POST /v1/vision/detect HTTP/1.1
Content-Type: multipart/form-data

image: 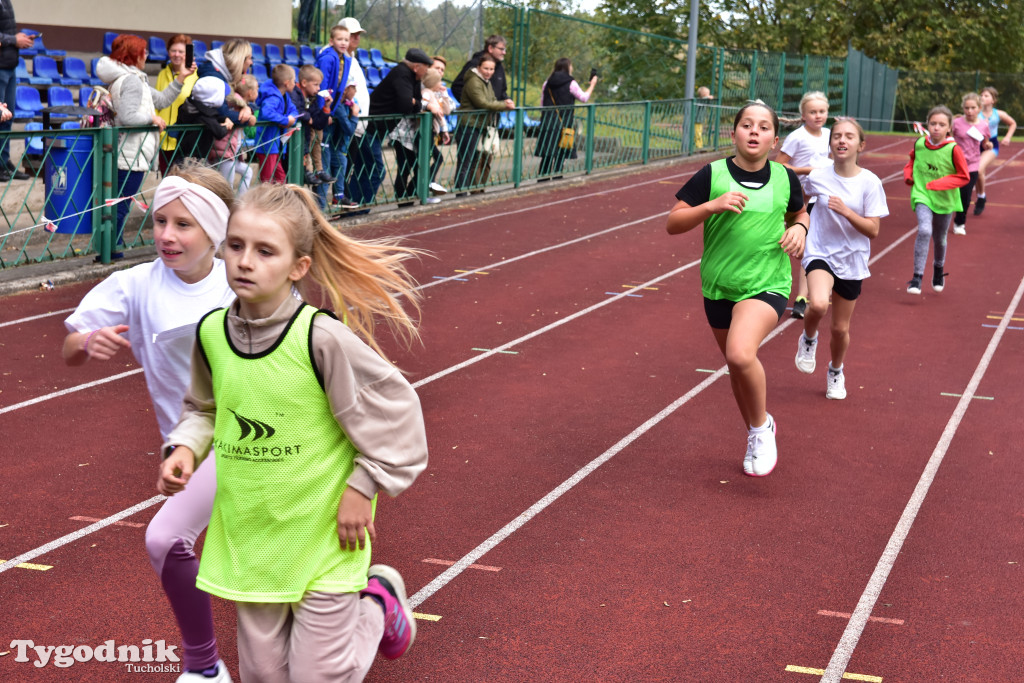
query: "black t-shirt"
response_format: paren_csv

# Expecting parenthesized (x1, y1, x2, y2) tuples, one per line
(676, 157, 804, 213)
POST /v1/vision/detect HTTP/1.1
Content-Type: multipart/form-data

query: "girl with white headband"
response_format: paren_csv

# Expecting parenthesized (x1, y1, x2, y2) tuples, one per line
(63, 160, 236, 683)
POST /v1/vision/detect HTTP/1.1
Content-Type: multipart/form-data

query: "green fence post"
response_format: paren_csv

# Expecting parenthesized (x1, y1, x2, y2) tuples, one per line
(642, 100, 652, 165)
(96, 126, 115, 263)
(90, 128, 103, 242)
(802, 55, 809, 97)
(777, 52, 786, 111)
(512, 108, 524, 187)
(287, 128, 303, 185)
(418, 111, 433, 201)
(585, 104, 595, 174)
(749, 50, 758, 102)
(841, 55, 849, 115)
(682, 98, 693, 157)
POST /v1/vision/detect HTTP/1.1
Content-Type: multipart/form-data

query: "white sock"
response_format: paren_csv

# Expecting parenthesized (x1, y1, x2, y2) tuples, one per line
(978, 193, 986, 199)
(750, 415, 772, 432)
(829, 363, 843, 374)
(803, 331, 818, 342)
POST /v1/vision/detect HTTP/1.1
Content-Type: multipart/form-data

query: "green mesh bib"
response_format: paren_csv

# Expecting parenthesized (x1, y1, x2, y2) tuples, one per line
(196, 304, 375, 602)
(700, 158, 793, 301)
(910, 137, 963, 214)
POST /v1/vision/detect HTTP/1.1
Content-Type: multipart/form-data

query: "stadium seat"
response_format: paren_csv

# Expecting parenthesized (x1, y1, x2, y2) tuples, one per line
(14, 86, 43, 119)
(251, 62, 269, 83)
(283, 44, 300, 67)
(31, 33, 65, 58)
(17, 57, 51, 86)
(148, 36, 168, 63)
(60, 121, 82, 129)
(79, 86, 94, 107)
(192, 39, 207, 61)
(212, 40, 225, 50)
(24, 122, 45, 155)
(250, 43, 265, 65)
(369, 48, 387, 69)
(103, 31, 118, 54)
(47, 86, 75, 109)
(299, 45, 315, 65)
(91, 57, 102, 80)
(62, 57, 91, 86)
(380, 66, 391, 79)
(34, 56, 77, 86)
(365, 67, 381, 88)
(292, 65, 301, 82)
(265, 43, 283, 67)
(356, 48, 371, 69)
(19, 29, 40, 57)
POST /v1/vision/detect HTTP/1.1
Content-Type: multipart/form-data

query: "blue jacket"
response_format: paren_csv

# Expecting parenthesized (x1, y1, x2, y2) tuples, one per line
(253, 79, 299, 155)
(314, 46, 352, 117)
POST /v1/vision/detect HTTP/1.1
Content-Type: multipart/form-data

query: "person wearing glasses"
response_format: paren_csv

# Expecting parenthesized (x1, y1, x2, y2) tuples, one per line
(450, 34, 510, 105)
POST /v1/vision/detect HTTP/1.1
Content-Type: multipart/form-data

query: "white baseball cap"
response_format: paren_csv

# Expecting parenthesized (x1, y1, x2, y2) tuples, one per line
(340, 17, 365, 34)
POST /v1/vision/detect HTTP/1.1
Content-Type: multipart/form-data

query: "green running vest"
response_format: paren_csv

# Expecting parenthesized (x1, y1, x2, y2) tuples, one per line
(910, 137, 963, 214)
(701, 159, 793, 301)
(196, 304, 375, 602)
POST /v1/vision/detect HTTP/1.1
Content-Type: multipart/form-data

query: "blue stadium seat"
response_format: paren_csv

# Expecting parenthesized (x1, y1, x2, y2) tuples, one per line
(212, 40, 225, 50)
(31, 33, 65, 58)
(34, 56, 77, 86)
(265, 43, 283, 67)
(192, 39, 207, 61)
(79, 86, 94, 107)
(250, 43, 265, 65)
(19, 29, 41, 57)
(380, 66, 391, 79)
(17, 57, 51, 85)
(14, 86, 43, 119)
(103, 32, 118, 55)
(91, 57, 102, 80)
(25, 122, 45, 155)
(356, 48, 371, 69)
(148, 36, 168, 63)
(299, 45, 315, 65)
(251, 62, 269, 83)
(61, 121, 82, 129)
(365, 67, 381, 88)
(292, 65, 301, 82)
(47, 86, 75, 108)
(283, 44, 300, 67)
(62, 57, 90, 85)
(369, 49, 386, 69)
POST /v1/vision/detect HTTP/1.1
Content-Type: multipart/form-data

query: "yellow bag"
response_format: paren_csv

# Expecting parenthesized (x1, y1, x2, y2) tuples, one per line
(558, 126, 575, 150)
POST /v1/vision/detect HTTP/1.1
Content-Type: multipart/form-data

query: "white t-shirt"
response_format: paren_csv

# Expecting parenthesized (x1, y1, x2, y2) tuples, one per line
(348, 55, 369, 137)
(802, 166, 889, 281)
(780, 125, 832, 194)
(65, 259, 234, 439)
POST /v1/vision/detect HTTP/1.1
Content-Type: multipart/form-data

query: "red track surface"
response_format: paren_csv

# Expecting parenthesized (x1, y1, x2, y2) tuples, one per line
(3, 135, 1024, 682)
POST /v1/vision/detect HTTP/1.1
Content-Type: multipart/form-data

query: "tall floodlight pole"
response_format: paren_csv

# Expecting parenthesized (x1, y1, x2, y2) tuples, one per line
(684, 0, 698, 99)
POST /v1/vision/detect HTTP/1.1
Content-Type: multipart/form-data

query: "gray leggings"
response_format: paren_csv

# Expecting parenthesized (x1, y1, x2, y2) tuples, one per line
(913, 203, 951, 275)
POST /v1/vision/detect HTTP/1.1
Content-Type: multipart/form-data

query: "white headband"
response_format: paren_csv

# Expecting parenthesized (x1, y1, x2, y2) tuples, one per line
(152, 175, 230, 247)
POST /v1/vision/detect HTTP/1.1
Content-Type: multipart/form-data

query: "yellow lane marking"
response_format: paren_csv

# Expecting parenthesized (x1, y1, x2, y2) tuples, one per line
(412, 613, 442, 621)
(0, 559, 52, 571)
(785, 665, 882, 681)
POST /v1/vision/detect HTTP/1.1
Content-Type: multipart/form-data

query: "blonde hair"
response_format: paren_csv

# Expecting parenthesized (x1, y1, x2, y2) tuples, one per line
(330, 25, 350, 39)
(271, 63, 296, 87)
(234, 74, 258, 99)
(166, 158, 235, 209)
(220, 38, 253, 83)
(831, 116, 865, 145)
(799, 91, 829, 115)
(962, 91, 981, 108)
(233, 184, 422, 355)
(299, 65, 324, 84)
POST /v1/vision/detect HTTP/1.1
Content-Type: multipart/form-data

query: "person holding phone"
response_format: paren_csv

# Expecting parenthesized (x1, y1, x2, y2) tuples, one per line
(535, 57, 597, 180)
(156, 34, 199, 173)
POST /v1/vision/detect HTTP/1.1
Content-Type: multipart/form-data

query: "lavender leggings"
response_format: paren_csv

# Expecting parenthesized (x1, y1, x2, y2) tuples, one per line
(912, 203, 952, 275)
(145, 454, 219, 672)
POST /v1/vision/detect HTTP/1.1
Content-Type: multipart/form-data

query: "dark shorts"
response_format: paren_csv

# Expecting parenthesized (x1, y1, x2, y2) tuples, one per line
(703, 292, 788, 330)
(806, 259, 863, 301)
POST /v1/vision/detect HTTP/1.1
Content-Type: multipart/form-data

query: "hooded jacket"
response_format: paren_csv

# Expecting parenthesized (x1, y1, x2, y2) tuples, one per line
(95, 56, 182, 172)
(459, 68, 506, 130)
(175, 96, 230, 161)
(196, 49, 243, 125)
(253, 78, 299, 155)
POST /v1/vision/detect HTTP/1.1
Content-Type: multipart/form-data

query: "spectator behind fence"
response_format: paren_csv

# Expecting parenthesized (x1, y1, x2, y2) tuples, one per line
(174, 76, 230, 165)
(453, 53, 513, 195)
(314, 23, 357, 206)
(209, 74, 258, 196)
(253, 63, 299, 185)
(289, 64, 335, 188)
(389, 68, 448, 205)
(372, 48, 432, 202)
(197, 38, 255, 128)
(339, 17, 376, 210)
(450, 34, 509, 104)
(536, 57, 597, 180)
(0, 0, 34, 181)
(426, 56, 455, 196)
(95, 35, 195, 255)
(155, 34, 199, 173)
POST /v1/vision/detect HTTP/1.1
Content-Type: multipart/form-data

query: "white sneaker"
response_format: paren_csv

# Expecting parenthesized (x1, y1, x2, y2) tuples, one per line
(424, 197, 441, 204)
(826, 369, 847, 400)
(429, 181, 448, 195)
(795, 333, 817, 374)
(177, 660, 232, 682)
(743, 415, 777, 477)
(952, 223, 966, 235)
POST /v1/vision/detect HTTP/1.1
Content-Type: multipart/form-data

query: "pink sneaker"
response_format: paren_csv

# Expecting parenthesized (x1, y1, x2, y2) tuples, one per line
(363, 565, 416, 659)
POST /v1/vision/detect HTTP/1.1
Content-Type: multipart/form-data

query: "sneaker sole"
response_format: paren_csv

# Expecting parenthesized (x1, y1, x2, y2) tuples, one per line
(744, 419, 777, 477)
(826, 390, 847, 400)
(907, 287, 921, 295)
(368, 564, 416, 654)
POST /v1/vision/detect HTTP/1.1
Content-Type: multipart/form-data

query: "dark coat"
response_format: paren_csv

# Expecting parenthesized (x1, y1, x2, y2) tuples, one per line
(175, 96, 229, 161)
(535, 70, 578, 160)
(368, 62, 422, 138)
(451, 50, 508, 103)
(0, 0, 20, 70)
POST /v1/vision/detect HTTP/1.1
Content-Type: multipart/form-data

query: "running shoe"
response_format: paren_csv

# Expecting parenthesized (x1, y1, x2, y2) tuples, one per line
(335, 197, 360, 210)
(316, 170, 336, 184)
(952, 223, 966, 235)
(973, 196, 986, 215)
(304, 171, 322, 186)
(826, 369, 847, 400)
(744, 415, 777, 477)
(907, 275, 923, 295)
(795, 333, 818, 374)
(363, 565, 416, 660)
(425, 197, 441, 204)
(932, 266, 947, 293)
(429, 181, 448, 195)
(176, 659, 232, 682)
(790, 297, 808, 319)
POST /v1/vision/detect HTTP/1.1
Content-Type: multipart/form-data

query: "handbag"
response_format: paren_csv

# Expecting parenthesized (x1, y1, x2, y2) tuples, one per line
(476, 126, 499, 155)
(547, 86, 575, 150)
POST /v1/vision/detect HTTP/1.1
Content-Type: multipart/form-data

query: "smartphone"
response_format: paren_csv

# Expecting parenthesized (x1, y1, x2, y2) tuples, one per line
(589, 67, 599, 80)
(185, 44, 194, 69)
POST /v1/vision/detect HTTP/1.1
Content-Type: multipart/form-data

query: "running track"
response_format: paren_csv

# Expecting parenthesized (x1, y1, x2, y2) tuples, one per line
(2, 134, 1023, 682)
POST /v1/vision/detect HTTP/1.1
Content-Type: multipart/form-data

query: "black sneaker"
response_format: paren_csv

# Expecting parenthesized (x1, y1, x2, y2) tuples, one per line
(316, 170, 336, 183)
(973, 196, 986, 216)
(790, 297, 808, 319)
(932, 266, 947, 293)
(907, 274, 923, 295)
(304, 171, 322, 186)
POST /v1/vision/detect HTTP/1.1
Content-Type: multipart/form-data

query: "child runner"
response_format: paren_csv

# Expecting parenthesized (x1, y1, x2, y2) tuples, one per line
(157, 183, 429, 681)
(667, 101, 808, 477)
(775, 91, 832, 319)
(903, 105, 970, 295)
(793, 118, 889, 400)
(62, 160, 235, 683)
(973, 86, 1017, 215)
(951, 92, 993, 235)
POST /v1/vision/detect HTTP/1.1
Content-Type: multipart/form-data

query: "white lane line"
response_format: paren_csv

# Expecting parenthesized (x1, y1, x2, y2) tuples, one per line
(0, 369, 144, 416)
(821, 274, 1024, 683)
(0, 496, 166, 574)
(0, 307, 76, 329)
